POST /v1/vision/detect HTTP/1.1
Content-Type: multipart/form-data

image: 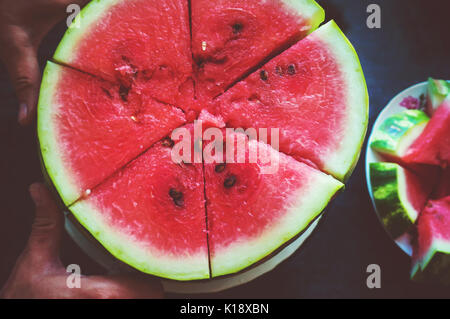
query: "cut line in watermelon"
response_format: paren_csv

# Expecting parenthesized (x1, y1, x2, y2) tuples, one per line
(210, 21, 368, 181)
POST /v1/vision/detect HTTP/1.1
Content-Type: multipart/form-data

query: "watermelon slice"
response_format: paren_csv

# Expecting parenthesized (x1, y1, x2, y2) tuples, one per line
(53, 0, 196, 115)
(369, 163, 435, 239)
(70, 126, 209, 281)
(191, 0, 324, 100)
(411, 196, 450, 284)
(403, 102, 450, 167)
(38, 62, 186, 204)
(426, 78, 449, 116)
(210, 21, 368, 181)
(370, 110, 429, 163)
(203, 130, 343, 277)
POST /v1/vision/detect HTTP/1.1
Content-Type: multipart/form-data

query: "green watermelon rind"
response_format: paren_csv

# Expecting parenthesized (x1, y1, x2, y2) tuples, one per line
(411, 240, 450, 284)
(310, 21, 369, 182)
(370, 110, 429, 159)
(38, 61, 81, 206)
(369, 162, 419, 239)
(211, 160, 344, 277)
(427, 78, 450, 116)
(69, 199, 210, 281)
(53, 0, 120, 73)
(280, 0, 325, 33)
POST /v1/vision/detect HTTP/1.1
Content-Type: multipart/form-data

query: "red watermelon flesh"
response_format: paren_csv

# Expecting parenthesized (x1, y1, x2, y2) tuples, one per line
(53, 0, 196, 115)
(69, 125, 209, 280)
(403, 102, 450, 168)
(38, 62, 186, 205)
(191, 0, 324, 100)
(411, 197, 450, 281)
(432, 168, 450, 199)
(203, 129, 343, 277)
(210, 21, 368, 181)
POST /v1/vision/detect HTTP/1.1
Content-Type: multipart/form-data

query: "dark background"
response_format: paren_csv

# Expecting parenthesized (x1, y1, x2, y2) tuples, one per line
(0, 0, 449, 299)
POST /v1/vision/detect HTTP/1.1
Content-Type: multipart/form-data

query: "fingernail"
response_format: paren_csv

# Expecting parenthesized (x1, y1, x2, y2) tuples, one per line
(18, 103, 28, 123)
(29, 184, 43, 206)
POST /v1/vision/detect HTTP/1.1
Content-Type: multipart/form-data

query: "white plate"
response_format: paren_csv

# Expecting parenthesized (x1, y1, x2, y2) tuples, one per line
(65, 212, 321, 294)
(365, 81, 428, 256)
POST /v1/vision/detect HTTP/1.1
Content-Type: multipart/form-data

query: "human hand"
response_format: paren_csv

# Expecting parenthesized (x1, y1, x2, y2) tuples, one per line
(0, 183, 164, 299)
(0, 0, 89, 125)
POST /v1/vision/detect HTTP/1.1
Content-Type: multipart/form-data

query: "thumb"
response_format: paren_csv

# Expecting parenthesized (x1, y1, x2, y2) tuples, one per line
(0, 26, 40, 126)
(27, 183, 64, 266)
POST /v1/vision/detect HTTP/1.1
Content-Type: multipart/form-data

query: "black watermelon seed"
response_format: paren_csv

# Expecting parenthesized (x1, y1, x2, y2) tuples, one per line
(232, 23, 243, 34)
(259, 70, 269, 81)
(174, 198, 184, 207)
(101, 87, 113, 99)
(287, 64, 296, 75)
(161, 137, 175, 148)
(275, 65, 284, 76)
(215, 163, 226, 173)
(119, 84, 130, 101)
(169, 188, 183, 200)
(224, 175, 237, 188)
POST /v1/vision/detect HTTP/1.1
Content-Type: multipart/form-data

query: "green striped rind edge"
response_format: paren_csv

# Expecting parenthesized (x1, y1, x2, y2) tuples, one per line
(427, 78, 450, 115)
(69, 198, 211, 281)
(38, 61, 81, 206)
(53, 0, 121, 72)
(369, 162, 419, 239)
(211, 158, 344, 277)
(308, 20, 369, 182)
(280, 0, 325, 34)
(411, 241, 450, 285)
(370, 110, 429, 158)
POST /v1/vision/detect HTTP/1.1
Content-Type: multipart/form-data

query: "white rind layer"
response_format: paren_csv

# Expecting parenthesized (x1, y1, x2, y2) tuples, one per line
(310, 21, 369, 181)
(280, 0, 325, 32)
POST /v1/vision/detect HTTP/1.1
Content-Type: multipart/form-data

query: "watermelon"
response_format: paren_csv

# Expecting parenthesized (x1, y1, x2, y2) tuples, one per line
(370, 110, 429, 163)
(209, 21, 368, 181)
(191, 0, 325, 100)
(403, 102, 450, 168)
(38, 62, 186, 205)
(411, 196, 450, 284)
(53, 0, 196, 116)
(426, 78, 449, 116)
(203, 130, 344, 277)
(432, 168, 450, 199)
(369, 163, 435, 239)
(70, 125, 209, 280)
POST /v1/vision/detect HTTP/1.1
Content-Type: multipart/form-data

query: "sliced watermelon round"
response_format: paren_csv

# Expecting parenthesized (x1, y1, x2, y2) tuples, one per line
(204, 130, 343, 277)
(54, 0, 195, 114)
(411, 197, 450, 284)
(191, 0, 324, 100)
(403, 102, 450, 168)
(70, 126, 209, 281)
(210, 21, 368, 181)
(370, 162, 435, 239)
(38, 62, 186, 205)
(426, 78, 449, 116)
(370, 110, 429, 163)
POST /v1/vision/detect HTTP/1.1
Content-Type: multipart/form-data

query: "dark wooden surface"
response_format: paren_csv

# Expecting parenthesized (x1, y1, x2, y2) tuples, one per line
(0, 0, 449, 298)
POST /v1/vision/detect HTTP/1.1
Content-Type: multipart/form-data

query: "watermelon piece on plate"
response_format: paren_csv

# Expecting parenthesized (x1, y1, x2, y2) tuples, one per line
(426, 78, 449, 116)
(69, 126, 209, 281)
(38, 62, 186, 205)
(403, 102, 450, 167)
(54, 0, 196, 115)
(411, 197, 450, 284)
(210, 21, 368, 181)
(203, 130, 343, 277)
(191, 0, 324, 100)
(370, 110, 429, 163)
(369, 162, 435, 239)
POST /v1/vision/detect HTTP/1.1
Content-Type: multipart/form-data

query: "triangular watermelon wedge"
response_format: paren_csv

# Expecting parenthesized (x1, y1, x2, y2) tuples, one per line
(411, 197, 450, 284)
(403, 102, 450, 168)
(70, 125, 209, 281)
(191, 0, 324, 100)
(38, 62, 186, 205)
(53, 0, 196, 116)
(203, 129, 343, 277)
(210, 21, 368, 181)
